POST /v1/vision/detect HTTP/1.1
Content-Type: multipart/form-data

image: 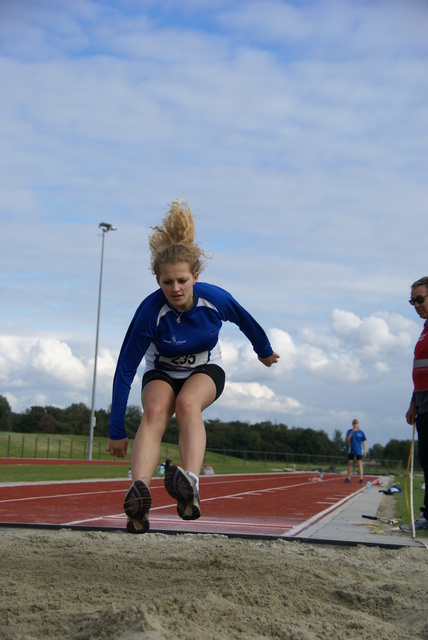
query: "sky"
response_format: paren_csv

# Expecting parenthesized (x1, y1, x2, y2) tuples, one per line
(0, 0, 427, 447)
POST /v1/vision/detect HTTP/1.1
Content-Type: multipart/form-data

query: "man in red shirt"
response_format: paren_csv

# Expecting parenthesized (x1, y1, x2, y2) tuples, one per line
(401, 276, 428, 532)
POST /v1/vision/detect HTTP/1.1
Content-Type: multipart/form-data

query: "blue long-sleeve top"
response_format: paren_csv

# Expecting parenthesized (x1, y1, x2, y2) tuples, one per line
(109, 282, 274, 439)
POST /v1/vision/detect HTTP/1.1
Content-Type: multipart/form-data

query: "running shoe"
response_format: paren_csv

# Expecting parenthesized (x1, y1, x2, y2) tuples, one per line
(359, 478, 364, 484)
(344, 478, 351, 483)
(164, 464, 201, 520)
(124, 480, 152, 534)
(400, 512, 428, 532)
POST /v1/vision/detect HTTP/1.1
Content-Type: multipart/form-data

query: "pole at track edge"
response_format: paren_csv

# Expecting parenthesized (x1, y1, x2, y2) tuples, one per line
(410, 423, 416, 539)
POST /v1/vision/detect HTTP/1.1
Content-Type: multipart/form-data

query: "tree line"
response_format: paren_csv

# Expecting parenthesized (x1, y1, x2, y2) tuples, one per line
(0, 395, 415, 465)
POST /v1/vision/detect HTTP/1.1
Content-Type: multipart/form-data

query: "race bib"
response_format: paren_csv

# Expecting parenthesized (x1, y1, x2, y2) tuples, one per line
(159, 350, 209, 370)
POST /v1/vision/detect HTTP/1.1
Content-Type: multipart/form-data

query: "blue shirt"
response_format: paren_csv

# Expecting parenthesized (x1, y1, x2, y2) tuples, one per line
(109, 282, 274, 439)
(346, 429, 367, 456)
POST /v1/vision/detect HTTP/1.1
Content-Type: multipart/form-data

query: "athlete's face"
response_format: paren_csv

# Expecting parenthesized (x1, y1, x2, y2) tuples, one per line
(410, 285, 428, 320)
(157, 262, 198, 312)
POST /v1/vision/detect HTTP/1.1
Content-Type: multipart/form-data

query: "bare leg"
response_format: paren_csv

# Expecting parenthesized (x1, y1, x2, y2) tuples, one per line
(357, 459, 363, 480)
(174, 373, 217, 476)
(347, 459, 353, 479)
(131, 380, 175, 486)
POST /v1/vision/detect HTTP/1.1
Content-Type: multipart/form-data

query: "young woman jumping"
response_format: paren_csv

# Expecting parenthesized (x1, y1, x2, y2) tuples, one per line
(106, 199, 280, 533)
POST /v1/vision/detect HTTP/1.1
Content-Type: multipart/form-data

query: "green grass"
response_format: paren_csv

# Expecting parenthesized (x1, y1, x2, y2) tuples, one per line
(0, 434, 308, 482)
(0, 457, 309, 483)
(392, 473, 427, 536)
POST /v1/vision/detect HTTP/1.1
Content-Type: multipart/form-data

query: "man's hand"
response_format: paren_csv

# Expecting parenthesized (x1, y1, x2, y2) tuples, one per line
(258, 352, 280, 367)
(106, 438, 129, 458)
(406, 401, 417, 426)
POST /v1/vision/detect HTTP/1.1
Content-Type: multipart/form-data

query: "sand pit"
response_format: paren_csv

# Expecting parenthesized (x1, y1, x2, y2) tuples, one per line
(1, 522, 427, 640)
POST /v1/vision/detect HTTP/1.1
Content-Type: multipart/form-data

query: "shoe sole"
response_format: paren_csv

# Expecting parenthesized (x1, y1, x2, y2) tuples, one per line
(124, 480, 152, 534)
(164, 465, 201, 520)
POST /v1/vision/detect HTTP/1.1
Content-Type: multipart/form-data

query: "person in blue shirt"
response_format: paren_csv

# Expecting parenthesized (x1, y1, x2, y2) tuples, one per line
(106, 199, 280, 533)
(345, 419, 367, 484)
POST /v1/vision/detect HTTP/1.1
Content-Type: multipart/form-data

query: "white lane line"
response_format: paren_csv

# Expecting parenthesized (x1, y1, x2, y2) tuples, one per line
(64, 513, 293, 531)
(0, 478, 322, 505)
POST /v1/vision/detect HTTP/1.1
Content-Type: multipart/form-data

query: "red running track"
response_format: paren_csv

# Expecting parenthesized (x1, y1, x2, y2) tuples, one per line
(0, 472, 378, 538)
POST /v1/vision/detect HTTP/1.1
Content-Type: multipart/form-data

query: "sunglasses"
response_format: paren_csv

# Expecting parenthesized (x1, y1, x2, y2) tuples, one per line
(409, 294, 428, 306)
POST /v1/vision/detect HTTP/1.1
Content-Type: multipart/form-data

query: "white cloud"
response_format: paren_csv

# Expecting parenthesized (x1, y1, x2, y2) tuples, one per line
(331, 309, 417, 361)
(4, 391, 18, 410)
(0, 336, 116, 410)
(29, 339, 88, 388)
(222, 381, 302, 416)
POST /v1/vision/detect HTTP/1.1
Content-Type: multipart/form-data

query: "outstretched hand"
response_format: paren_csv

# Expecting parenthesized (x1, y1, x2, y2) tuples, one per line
(258, 352, 280, 367)
(106, 438, 129, 459)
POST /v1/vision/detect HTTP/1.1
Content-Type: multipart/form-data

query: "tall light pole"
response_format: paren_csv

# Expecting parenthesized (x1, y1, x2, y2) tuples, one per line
(89, 222, 117, 460)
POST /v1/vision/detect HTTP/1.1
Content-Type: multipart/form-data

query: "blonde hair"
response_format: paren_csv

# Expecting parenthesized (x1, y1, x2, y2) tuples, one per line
(149, 200, 207, 276)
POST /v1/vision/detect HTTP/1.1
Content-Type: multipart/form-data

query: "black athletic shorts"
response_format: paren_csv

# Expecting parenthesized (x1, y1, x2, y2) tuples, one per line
(348, 453, 363, 461)
(141, 364, 225, 401)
